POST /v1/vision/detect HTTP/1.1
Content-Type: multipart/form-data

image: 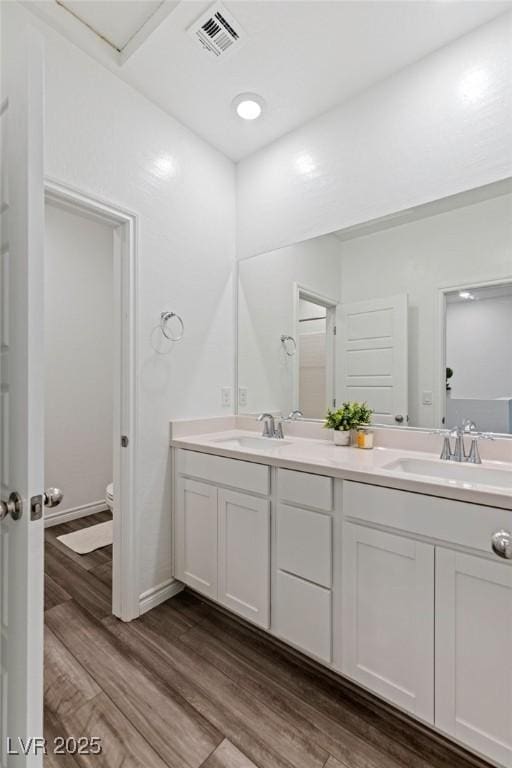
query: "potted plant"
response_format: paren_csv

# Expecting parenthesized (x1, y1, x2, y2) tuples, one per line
(324, 401, 373, 445)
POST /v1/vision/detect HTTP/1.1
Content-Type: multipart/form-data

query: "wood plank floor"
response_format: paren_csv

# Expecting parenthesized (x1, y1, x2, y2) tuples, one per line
(44, 514, 492, 768)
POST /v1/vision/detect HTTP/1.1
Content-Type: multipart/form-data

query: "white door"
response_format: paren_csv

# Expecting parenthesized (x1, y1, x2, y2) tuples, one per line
(218, 489, 270, 628)
(0, 6, 45, 767)
(436, 548, 512, 767)
(337, 294, 408, 425)
(174, 477, 218, 599)
(342, 524, 434, 722)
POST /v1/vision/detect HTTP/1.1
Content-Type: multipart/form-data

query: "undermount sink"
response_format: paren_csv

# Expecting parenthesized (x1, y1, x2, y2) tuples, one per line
(383, 458, 512, 489)
(213, 435, 292, 451)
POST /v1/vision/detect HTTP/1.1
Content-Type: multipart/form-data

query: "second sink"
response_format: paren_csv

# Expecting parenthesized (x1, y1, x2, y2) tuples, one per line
(383, 457, 512, 490)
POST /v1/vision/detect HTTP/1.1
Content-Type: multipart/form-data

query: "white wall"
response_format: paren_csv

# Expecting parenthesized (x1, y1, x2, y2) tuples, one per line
(338, 192, 512, 428)
(446, 295, 512, 399)
(44, 203, 113, 517)
(238, 235, 340, 415)
(17, 5, 236, 598)
(237, 11, 512, 259)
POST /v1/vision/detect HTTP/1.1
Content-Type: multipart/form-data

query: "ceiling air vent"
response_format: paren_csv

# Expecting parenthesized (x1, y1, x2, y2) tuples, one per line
(187, 2, 247, 60)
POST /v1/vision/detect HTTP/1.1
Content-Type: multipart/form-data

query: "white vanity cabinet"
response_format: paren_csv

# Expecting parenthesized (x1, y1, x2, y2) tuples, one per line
(342, 523, 435, 722)
(273, 469, 334, 663)
(342, 480, 512, 765)
(172, 443, 512, 768)
(436, 548, 512, 767)
(174, 450, 271, 628)
(175, 477, 218, 599)
(217, 488, 270, 627)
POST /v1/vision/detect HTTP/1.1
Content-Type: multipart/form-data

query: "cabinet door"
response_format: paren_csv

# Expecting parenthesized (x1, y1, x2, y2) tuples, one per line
(218, 489, 270, 628)
(175, 477, 218, 599)
(342, 523, 434, 722)
(436, 548, 512, 767)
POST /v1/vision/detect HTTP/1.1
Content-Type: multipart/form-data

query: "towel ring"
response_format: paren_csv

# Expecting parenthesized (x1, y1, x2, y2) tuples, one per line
(160, 311, 184, 342)
(280, 334, 297, 356)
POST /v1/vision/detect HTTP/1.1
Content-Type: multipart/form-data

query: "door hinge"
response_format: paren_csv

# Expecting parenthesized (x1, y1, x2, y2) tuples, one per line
(333, 325, 337, 335)
(333, 398, 336, 408)
(121, 435, 129, 448)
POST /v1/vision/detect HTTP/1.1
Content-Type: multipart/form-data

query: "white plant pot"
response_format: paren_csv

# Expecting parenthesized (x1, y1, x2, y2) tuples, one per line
(333, 430, 351, 446)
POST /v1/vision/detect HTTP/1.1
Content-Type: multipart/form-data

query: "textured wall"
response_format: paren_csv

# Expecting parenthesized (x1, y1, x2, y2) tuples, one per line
(37, 13, 236, 597)
(237, 12, 512, 258)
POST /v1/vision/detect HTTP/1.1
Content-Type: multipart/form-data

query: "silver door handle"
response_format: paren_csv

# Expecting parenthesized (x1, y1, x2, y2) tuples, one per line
(394, 415, 404, 423)
(44, 488, 63, 508)
(491, 530, 512, 560)
(0, 492, 23, 521)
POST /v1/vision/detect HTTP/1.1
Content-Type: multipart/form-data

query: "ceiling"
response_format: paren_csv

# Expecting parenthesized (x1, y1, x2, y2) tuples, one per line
(26, 0, 512, 160)
(58, 1, 166, 50)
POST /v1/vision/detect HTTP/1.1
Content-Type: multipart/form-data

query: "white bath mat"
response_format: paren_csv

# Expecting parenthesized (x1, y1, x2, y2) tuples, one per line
(57, 520, 113, 555)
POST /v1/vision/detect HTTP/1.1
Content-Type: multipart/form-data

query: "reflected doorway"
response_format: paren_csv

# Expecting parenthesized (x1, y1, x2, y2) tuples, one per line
(444, 281, 512, 434)
(294, 288, 337, 419)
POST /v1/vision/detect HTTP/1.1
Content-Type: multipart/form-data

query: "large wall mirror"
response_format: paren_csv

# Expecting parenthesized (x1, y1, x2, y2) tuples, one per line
(237, 179, 512, 434)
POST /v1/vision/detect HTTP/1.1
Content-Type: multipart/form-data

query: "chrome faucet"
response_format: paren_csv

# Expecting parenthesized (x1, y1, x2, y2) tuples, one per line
(438, 420, 493, 464)
(258, 413, 284, 439)
(285, 409, 303, 421)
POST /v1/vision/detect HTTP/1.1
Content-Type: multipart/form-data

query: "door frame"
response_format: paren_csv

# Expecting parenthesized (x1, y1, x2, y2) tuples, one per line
(435, 277, 512, 431)
(44, 178, 139, 622)
(292, 283, 338, 414)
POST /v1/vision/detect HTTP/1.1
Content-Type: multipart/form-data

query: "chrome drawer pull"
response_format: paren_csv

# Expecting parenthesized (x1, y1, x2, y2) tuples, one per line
(491, 530, 512, 560)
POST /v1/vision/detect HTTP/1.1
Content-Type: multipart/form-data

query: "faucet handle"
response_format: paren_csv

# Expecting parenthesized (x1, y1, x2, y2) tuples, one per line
(275, 421, 284, 439)
(258, 413, 275, 437)
(466, 432, 495, 464)
(440, 434, 453, 461)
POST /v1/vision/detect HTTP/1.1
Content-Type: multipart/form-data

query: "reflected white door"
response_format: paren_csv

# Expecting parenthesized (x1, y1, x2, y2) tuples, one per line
(0, 6, 45, 766)
(337, 294, 408, 425)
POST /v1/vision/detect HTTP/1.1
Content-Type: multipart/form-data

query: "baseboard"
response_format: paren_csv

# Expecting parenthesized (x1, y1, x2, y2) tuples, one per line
(44, 500, 109, 528)
(139, 578, 184, 615)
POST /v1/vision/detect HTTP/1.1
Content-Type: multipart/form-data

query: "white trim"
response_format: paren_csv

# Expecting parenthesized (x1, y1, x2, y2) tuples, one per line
(435, 277, 512, 432)
(139, 579, 184, 616)
(44, 178, 139, 621)
(44, 500, 109, 528)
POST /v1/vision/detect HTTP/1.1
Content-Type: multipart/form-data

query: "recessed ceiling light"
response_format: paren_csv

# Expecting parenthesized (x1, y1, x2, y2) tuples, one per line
(459, 291, 475, 300)
(232, 93, 264, 121)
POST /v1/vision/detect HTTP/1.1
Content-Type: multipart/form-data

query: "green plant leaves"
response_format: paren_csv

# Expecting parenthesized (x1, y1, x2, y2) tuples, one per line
(324, 401, 373, 431)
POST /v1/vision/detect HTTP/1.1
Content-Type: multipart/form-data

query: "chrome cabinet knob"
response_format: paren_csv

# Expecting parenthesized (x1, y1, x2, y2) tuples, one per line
(491, 530, 512, 560)
(44, 488, 63, 508)
(394, 415, 404, 423)
(0, 492, 23, 521)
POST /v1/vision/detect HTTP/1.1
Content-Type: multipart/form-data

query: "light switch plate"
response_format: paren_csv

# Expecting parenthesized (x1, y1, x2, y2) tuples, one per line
(221, 386, 232, 407)
(422, 390, 433, 406)
(238, 387, 248, 407)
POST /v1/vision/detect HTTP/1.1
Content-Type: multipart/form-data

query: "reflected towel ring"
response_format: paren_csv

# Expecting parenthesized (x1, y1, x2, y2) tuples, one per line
(280, 334, 297, 356)
(160, 311, 184, 342)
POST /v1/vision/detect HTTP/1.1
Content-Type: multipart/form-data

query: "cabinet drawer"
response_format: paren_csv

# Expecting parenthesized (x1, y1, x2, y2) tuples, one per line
(176, 449, 269, 495)
(273, 571, 331, 663)
(344, 481, 512, 557)
(278, 468, 333, 511)
(277, 504, 332, 587)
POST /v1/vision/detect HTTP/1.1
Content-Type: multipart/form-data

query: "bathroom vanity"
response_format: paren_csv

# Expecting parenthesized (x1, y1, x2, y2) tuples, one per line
(171, 423, 512, 768)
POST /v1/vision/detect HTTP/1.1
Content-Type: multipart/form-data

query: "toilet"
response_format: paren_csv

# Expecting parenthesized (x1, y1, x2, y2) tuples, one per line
(105, 482, 114, 512)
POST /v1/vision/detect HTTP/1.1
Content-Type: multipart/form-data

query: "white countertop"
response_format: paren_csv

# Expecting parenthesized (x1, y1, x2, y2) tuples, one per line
(170, 429, 512, 510)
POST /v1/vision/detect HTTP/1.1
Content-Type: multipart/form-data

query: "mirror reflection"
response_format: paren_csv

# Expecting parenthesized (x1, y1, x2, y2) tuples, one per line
(237, 180, 512, 434)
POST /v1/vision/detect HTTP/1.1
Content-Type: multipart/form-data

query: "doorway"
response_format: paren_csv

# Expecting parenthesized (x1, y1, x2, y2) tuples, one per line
(43, 181, 138, 622)
(441, 281, 512, 434)
(294, 286, 337, 418)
